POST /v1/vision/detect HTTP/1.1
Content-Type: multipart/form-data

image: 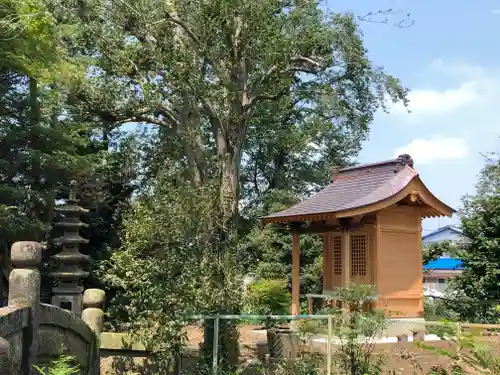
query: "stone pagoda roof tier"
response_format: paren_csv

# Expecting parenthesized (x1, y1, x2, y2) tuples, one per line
(53, 234, 90, 245)
(48, 270, 90, 280)
(52, 252, 90, 263)
(54, 220, 89, 229)
(262, 154, 455, 224)
(55, 205, 90, 214)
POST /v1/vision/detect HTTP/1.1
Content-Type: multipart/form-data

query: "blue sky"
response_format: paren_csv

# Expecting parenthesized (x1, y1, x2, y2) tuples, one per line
(328, 0, 500, 233)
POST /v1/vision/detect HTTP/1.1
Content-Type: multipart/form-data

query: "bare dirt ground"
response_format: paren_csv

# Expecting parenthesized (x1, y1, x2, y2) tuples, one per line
(183, 324, 500, 374)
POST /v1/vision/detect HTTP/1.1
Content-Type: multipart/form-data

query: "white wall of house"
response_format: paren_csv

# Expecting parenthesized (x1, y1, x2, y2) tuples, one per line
(422, 230, 468, 245)
(423, 277, 448, 293)
(422, 226, 470, 258)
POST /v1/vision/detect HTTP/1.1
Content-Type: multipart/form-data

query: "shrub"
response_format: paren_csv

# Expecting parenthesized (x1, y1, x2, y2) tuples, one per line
(244, 278, 291, 316)
(34, 354, 80, 375)
(331, 284, 388, 375)
(424, 296, 460, 321)
(418, 322, 500, 374)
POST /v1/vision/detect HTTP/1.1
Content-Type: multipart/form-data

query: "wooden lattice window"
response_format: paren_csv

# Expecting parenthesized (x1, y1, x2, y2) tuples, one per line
(350, 234, 367, 277)
(333, 235, 342, 275)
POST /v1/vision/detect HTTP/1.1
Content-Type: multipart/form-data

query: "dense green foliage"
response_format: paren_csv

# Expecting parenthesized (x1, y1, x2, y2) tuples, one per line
(0, 0, 140, 297)
(455, 155, 500, 299)
(423, 153, 500, 324)
(422, 323, 500, 374)
(101, 174, 243, 371)
(422, 240, 457, 266)
(447, 153, 500, 323)
(244, 278, 291, 316)
(34, 353, 80, 375)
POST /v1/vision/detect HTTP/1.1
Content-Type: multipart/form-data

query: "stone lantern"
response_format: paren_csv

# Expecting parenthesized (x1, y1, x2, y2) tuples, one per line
(49, 180, 90, 316)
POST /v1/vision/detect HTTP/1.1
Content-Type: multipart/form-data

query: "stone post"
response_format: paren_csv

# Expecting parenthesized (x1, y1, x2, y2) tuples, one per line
(82, 289, 105, 375)
(0, 337, 13, 375)
(81, 289, 105, 336)
(8, 241, 42, 375)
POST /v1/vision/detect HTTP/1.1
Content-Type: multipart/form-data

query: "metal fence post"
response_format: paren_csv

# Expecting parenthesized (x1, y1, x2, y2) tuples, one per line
(212, 315, 220, 375)
(327, 315, 332, 375)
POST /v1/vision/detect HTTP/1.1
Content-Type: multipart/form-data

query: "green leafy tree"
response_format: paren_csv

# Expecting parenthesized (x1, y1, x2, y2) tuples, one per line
(422, 241, 458, 266)
(48, 0, 408, 226)
(0, 0, 140, 303)
(449, 152, 500, 323)
(0, 0, 99, 283)
(101, 172, 242, 372)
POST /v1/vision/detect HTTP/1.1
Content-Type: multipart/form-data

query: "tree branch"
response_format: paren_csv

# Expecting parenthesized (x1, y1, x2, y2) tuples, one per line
(119, 114, 171, 128)
(156, 14, 224, 79)
(246, 55, 323, 112)
(357, 9, 414, 29)
(154, 104, 182, 128)
(200, 97, 224, 131)
(256, 65, 279, 86)
(289, 55, 324, 74)
(162, 13, 202, 47)
(244, 86, 290, 113)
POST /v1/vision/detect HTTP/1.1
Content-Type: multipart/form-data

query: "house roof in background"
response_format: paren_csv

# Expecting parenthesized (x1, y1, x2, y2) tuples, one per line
(262, 154, 455, 223)
(424, 258, 464, 270)
(422, 225, 464, 241)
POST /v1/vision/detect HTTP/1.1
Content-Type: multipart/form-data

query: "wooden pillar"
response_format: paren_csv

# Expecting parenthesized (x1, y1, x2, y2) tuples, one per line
(341, 228, 351, 313)
(322, 233, 332, 293)
(291, 229, 300, 315)
(374, 213, 382, 310)
(341, 228, 351, 288)
(416, 213, 424, 317)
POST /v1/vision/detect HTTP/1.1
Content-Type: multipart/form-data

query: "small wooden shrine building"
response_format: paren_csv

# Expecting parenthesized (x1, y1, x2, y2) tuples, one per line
(262, 154, 454, 318)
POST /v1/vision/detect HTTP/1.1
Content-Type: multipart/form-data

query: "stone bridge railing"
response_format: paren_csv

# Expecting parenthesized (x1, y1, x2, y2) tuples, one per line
(0, 242, 104, 375)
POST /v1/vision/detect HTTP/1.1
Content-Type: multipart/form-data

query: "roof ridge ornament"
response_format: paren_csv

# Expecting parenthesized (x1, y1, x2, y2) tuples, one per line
(397, 154, 414, 168)
(330, 165, 341, 182)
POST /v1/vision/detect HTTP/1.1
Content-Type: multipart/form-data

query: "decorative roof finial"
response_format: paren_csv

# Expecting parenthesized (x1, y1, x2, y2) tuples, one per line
(331, 165, 341, 183)
(397, 154, 414, 168)
(69, 180, 78, 202)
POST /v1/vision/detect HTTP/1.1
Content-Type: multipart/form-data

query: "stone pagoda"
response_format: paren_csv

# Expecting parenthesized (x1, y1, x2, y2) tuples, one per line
(49, 180, 90, 316)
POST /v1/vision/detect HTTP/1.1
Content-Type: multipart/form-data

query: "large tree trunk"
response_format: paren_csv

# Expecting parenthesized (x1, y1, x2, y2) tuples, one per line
(201, 121, 243, 372)
(219, 149, 239, 226)
(216, 123, 244, 228)
(28, 78, 44, 241)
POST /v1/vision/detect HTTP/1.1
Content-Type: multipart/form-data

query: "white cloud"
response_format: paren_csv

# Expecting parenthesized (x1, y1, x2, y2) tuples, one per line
(372, 61, 500, 232)
(405, 83, 480, 114)
(388, 60, 500, 118)
(394, 137, 468, 164)
(429, 58, 491, 80)
(492, 9, 500, 15)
